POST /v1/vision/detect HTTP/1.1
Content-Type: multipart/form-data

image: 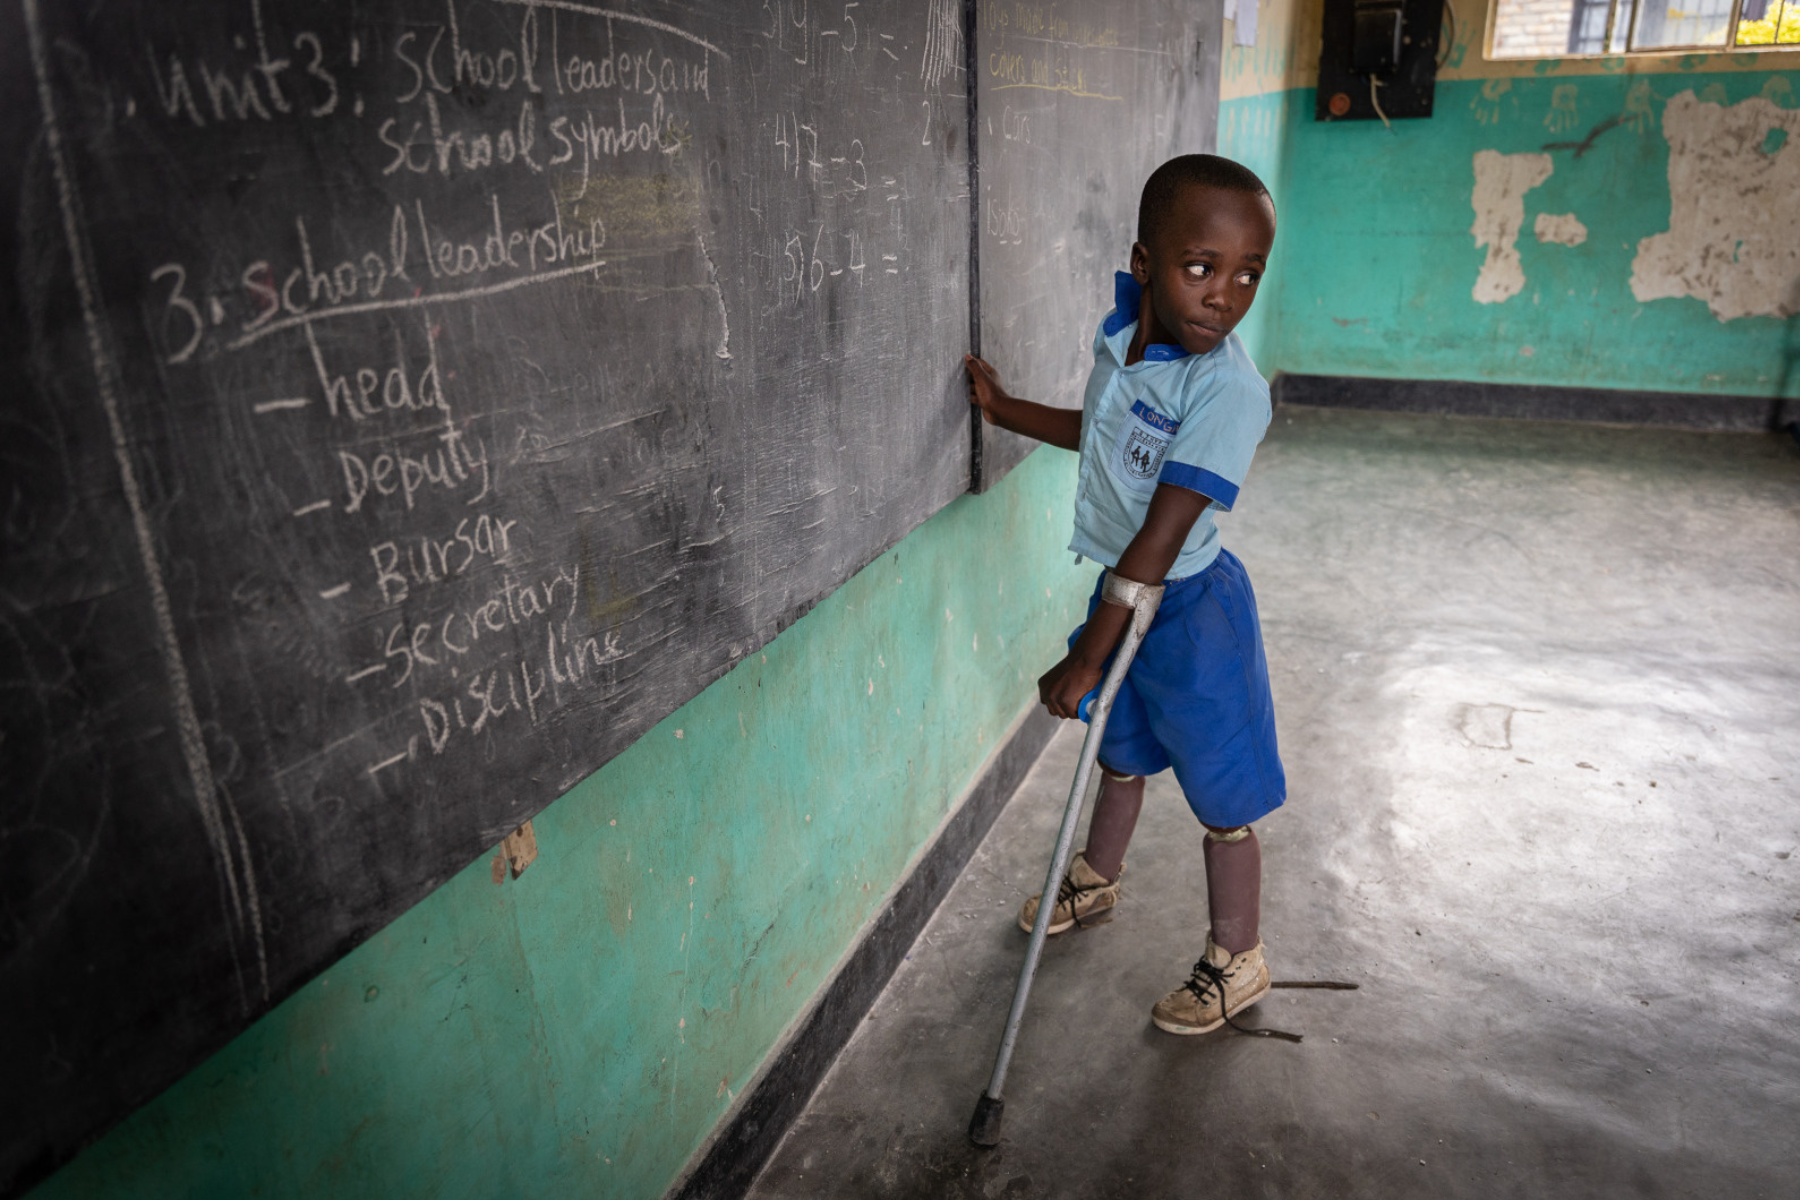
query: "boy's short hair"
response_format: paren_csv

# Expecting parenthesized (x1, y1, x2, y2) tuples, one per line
(1137, 154, 1272, 246)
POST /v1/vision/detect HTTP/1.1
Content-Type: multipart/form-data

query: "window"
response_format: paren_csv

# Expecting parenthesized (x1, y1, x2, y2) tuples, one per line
(1489, 0, 1800, 55)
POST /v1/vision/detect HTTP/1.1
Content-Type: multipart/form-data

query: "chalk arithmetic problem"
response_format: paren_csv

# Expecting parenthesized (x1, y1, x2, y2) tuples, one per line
(2, 0, 972, 1186)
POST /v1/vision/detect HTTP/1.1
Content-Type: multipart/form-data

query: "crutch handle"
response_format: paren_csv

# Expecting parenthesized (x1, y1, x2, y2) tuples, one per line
(1076, 686, 1100, 724)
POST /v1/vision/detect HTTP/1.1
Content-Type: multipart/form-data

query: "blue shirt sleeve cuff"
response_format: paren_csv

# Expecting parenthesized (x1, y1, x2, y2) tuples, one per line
(1158, 462, 1240, 510)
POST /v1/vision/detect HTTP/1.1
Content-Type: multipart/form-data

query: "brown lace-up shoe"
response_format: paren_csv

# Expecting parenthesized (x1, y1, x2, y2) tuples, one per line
(1017, 852, 1122, 935)
(1151, 937, 1271, 1035)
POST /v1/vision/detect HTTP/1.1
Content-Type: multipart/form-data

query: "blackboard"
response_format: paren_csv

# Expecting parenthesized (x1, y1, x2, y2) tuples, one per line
(970, 0, 1221, 491)
(1, 0, 974, 1187)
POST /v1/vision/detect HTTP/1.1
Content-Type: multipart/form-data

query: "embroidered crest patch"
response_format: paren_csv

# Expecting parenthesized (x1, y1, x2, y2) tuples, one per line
(1122, 428, 1166, 480)
(1109, 400, 1179, 495)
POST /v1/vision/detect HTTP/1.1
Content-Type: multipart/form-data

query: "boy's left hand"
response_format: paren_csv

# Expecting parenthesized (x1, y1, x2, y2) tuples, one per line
(1038, 653, 1104, 720)
(964, 355, 1008, 423)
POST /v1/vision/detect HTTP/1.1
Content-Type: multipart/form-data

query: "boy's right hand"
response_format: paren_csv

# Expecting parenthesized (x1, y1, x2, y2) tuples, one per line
(964, 355, 1007, 424)
(1038, 652, 1106, 721)
(959, 357, 1081, 451)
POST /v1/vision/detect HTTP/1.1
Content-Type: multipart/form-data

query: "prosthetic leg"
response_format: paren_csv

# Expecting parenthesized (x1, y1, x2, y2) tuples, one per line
(968, 579, 1164, 1148)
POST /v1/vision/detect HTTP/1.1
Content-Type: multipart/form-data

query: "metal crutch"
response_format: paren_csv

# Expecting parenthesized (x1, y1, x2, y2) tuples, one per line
(969, 579, 1164, 1148)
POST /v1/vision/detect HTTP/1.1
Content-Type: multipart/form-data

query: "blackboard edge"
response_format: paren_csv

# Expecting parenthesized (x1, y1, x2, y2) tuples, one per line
(965, 0, 986, 496)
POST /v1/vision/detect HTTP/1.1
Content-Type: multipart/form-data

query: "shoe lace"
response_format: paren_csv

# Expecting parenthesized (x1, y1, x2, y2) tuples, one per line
(1055, 873, 1103, 929)
(1181, 956, 1303, 1044)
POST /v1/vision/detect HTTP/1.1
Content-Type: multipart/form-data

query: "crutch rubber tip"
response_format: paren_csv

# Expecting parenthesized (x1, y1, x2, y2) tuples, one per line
(968, 1093, 1005, 1147)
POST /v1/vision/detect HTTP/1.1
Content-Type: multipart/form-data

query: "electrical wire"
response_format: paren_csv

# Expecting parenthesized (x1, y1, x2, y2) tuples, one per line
(1369, 75, 1393, 128)
(1440, 0, 1461, 67)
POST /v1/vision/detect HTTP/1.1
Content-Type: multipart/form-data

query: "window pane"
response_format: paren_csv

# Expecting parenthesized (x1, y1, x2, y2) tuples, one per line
(1631, 0, 1732, 47)
(1738, 0, 1777, 44)
(1737, 0, 1800, 44)
(1568, 0, 1613, 50)
(1491, 0, 1608, 56)
(1609, 0, 1637, 48)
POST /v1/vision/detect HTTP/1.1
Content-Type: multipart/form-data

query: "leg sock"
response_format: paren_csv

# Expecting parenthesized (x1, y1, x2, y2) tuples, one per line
(1082, 769, 1144, 883)
(1204, 826, 1261, 955)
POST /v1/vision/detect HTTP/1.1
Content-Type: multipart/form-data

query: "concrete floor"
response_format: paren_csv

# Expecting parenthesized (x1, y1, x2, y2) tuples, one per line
(746, 408, 1800, 1200)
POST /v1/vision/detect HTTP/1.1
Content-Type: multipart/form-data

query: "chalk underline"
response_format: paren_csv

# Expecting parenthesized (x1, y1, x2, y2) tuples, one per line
(1001, 34, 1174, 58)
(225, 258, 608, 352)
(491, 0, 730, 59)
(991, 82, 1124, 101)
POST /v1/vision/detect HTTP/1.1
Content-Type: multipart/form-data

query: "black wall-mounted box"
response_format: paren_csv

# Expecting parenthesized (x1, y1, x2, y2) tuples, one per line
(1315, 0, 1441, 122)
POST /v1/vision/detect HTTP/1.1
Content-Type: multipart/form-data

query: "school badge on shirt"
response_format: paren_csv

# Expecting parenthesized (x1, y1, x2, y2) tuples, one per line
(1111, 400, 1179, 494)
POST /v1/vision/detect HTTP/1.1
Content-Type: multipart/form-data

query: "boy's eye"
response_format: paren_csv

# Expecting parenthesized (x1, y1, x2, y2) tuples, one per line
(1237, 272, 1261, 286)
(1184, 263, 1211, 279)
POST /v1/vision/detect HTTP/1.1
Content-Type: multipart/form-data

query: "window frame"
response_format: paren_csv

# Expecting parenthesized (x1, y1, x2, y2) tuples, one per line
(1483, 0, 1800, 60)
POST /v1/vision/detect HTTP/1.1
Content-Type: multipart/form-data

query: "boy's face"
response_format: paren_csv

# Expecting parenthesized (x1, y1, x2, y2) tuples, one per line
(1130, 185, 1275, 357)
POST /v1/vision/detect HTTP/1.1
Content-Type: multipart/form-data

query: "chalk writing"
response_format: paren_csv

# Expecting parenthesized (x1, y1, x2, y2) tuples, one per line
(368, 507, 516, 605)
(339, 427, 491, 516)
(367, 560, 580, 687)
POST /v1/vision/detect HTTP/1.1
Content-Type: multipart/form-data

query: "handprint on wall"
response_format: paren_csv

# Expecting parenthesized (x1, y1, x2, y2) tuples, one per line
(1471, 78, 1513, 127)
(1545, 84, 1579, 133)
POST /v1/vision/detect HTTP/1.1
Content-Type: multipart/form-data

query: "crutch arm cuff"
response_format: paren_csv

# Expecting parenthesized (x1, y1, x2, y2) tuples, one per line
(1100, 572, 1151, 610)
(1100, 572, 1165, 634)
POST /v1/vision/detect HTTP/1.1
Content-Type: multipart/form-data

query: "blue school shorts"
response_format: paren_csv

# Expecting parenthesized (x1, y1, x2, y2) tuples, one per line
(1069, 548, 1286, 829)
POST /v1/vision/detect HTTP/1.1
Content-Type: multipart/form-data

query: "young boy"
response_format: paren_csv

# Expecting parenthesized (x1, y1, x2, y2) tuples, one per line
(964, 154, 1283, 1036)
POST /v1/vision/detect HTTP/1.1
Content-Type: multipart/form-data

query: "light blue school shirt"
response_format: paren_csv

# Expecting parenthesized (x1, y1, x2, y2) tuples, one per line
(1069, 272, 1272, 580)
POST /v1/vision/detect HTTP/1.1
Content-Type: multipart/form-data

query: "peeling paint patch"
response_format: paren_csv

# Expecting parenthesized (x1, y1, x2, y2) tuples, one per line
(502, 821, 539, 879)
(1631, 90, 1800, 321)
(1470, 151, 1554, 304)
(1534, 212, 1588, 246)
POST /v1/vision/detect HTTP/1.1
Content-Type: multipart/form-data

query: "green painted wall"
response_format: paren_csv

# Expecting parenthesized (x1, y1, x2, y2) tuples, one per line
(30, 446, 1095, 1200)
(1272, 73, 1799, 398)
(1218, 88, 1305, 376)
(1221, 37, 1799, 401)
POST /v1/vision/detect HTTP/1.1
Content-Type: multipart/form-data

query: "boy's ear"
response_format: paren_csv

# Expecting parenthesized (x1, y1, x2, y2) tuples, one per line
(1129, 242, 1150, 284)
